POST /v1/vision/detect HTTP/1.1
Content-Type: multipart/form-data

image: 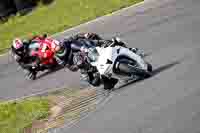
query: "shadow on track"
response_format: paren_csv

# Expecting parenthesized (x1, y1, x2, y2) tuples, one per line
(151, 61, 181, 76)
(113, 60, 181, 91)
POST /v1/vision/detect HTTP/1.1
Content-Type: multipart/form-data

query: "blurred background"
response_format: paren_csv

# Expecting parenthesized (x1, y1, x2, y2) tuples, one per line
(0, 0, 53, 20)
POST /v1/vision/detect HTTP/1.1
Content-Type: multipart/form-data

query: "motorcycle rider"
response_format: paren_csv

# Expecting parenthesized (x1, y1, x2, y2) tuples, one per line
(11, 38, 38, 73)
(70, 33, 143, 56)
(11, 32, 104, 79)
(11, 34, 54, 78)
(11, 34, 47, 65)
(54, 33, 143, 64)
(54, 34, 143, 88)
(51, 36, 102, 86)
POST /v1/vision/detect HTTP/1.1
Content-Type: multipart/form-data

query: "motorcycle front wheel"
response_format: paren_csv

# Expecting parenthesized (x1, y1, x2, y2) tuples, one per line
(115, 56, 152, 79)
(27, 71, 37, 80)
(101, 75, 118, 90)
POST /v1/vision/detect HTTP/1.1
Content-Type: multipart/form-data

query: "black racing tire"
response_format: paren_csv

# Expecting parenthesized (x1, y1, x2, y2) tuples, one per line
(133, 67, 152, 79)
(113, 56, 138, 75)
(114, 55, 152, 79)
(30, 75, 36, 80)
(142, 71, 152, 78)
(48, 64, 58, 71)
(134, 62, 152, 78)
(103, 82, 113, 90)
(28, 72, 37, 80)
(102, 76, 118, 90)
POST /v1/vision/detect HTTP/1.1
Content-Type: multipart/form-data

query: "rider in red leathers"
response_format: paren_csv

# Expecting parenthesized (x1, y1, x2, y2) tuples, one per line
(11, 34, 60, 79)
(11, 33, 102, 79)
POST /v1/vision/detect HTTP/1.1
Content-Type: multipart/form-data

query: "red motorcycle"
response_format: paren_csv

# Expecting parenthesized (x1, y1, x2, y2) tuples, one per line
(28, 37, 61, 80)
(27, 32, 103, 80)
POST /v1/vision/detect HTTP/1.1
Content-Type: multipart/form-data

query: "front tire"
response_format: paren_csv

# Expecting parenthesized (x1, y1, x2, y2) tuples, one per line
(114, 56, 152, 79)
(141, 70, 152, 78)
(27, 71, 37, 80)
(102, 76, 118, 90)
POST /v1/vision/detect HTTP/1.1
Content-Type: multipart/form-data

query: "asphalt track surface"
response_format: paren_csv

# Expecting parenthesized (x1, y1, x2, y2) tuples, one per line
(1, 0, 200, 132)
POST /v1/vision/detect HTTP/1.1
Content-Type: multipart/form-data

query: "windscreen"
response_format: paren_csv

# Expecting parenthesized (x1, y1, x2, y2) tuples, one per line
(87, 47, 99, 62)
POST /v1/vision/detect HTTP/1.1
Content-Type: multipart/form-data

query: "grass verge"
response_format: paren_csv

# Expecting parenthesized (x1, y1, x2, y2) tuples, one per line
(0, 88, 98, 133)
(0, 97, 49, 133)
(0, 0, 143, 53)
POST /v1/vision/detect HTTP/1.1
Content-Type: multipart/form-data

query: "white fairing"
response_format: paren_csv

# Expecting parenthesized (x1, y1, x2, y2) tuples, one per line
(91, 45, 148, 79)
(93, 47, 113, 75)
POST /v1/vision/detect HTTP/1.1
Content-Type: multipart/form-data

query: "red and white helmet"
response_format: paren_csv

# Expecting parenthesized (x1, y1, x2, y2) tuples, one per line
(12, 38, 24, 50)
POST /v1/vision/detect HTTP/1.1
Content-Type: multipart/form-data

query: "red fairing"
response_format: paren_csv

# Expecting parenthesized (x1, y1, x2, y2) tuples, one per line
(32, 37, 59, 65)
(38, 49, 55, 65)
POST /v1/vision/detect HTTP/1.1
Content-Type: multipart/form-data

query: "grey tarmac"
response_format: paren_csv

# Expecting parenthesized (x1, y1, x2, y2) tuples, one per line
(1, 0, 200, 132)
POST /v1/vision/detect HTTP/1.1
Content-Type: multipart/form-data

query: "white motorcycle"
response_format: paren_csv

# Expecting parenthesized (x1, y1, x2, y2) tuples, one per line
(85, 37, 153, 90)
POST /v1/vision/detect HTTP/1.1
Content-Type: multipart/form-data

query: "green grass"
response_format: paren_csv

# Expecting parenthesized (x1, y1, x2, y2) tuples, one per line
(0, 0, 143, 53)
(0, 97, 49, 133)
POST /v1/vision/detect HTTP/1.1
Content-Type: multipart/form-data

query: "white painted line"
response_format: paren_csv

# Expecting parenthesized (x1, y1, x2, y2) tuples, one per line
(52, 0, 147, 37)
(6, 87, 67, 102)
